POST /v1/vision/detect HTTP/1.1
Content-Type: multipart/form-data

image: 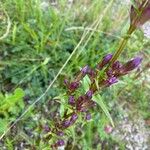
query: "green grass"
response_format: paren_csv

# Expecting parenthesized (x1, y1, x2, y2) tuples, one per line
(0, 0, 150, 149)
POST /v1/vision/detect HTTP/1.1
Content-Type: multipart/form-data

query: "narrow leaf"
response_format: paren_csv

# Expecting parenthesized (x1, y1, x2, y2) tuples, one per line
(93, 94, 114, 127)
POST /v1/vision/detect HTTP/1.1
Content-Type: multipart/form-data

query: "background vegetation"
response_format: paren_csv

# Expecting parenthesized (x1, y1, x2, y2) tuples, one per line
(0, 0, 149, 149)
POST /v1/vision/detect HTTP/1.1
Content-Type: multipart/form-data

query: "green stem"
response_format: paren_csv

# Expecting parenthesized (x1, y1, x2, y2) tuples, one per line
(106, 25, 136, 70)
(106, 0, 149, 70)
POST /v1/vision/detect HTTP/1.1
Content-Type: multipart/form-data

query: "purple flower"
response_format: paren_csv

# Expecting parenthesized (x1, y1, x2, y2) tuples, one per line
(69, 81, 80, 91)
(87, 68, 96, 78)
(97, 54, 113, 69)
(77, 96, 84, 104)
(76, 96, 87, 112)
(77, 96, 96, 112)
(68, 95, 75, 106)
(86, 90, 93, 99)
(119, 57, 142, 74)
(105, 77, 118, 86)
(44, 125, 51, 132)
(81, 65, 89, 75)
(85, 113, 91, 120)
(62, 120, 70, 128)
(57, 131, 64, 137)
(106, 69, 113, 77)
(112, 61, 122, 71)
(56, 139, 65, 146)
(140, 4, 150, 25)
(70, 113, 78, 123)
(64, 79, 69, 85)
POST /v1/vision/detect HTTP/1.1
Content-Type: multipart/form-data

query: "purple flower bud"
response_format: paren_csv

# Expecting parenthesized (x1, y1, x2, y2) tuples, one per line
(64, 79, 69, 85)
(112, 61, 122, 71)
(77, 96, 96, 112)
(106, 69, 113, 77)
(85, 113, 91, 120)
(69, 81, 80, 91)
(56, 139, 65, 146)
(140, 4, 150, 25)
(62, 120, 70, 128)
(98, 54, 113, 69)
(57, 131, 64, 136)
(106, 77, 118, 86)
(120, 57, 142, 74)
(86, 90, 93, 99)
(130, 1, 150, 27)
(70, 113, 78, 123)
(81, 65, 89, 75)
(44, 125, 51, 132)
(103, 54, 113, 61)
(68, 95, 75, 106)
(87, 68, 96, 78)
(76, 96, 84, 105)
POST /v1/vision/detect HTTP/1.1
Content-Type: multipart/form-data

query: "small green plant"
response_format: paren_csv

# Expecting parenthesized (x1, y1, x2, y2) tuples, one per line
(0, 88, 25, 135)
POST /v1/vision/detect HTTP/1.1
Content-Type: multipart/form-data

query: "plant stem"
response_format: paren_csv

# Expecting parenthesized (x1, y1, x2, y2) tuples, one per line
(106, 25, 136, 70)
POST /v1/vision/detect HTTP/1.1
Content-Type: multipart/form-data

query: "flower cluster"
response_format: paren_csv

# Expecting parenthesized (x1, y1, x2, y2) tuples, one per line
(43, 2, 149, 147)
(99, 54, 142, 87)
(45, 54, 142, 148)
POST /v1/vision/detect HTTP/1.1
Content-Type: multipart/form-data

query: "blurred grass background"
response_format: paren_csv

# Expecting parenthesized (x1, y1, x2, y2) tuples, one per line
(0, 0, 149, 149)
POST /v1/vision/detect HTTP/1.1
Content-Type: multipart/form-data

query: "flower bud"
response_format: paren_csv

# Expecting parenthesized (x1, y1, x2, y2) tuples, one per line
(106, 77, 118, 86)
(57, 131, 64, 137)
(112, 61, 122, 71)
(81, 65, 89, 75)
(68, 95, 75, 106)
(70, 113, 78, 123)
(130, 1, 150, 27)
(140, 4, 150, 25)
(69, 81, 80, 91)
(106, 69, 113, 77)
(87, 68, 96, 78)
(62, 120, 70, 128)
(64, 79, 69, 85)
(77, 97, 96, 112)
(85, 113, 91, 120)
(119, 57, 142, 74)
(56, 139, 65, 146)
(97, 54, 113, 69)
(86, 90, 93, 99)
(44, 125, 51, 132)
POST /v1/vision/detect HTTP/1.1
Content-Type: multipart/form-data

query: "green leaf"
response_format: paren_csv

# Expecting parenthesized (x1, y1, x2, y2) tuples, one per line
(59, 99, 65, 118)
(14, 88, 25, 98)
(55, 95, 71, 117)
(0, 88, 25, 113)
(0, 93, 5, 105)
(93, 94, 114, 127)
(81, 75, 91, 92)
(0, 119, 8, 135)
